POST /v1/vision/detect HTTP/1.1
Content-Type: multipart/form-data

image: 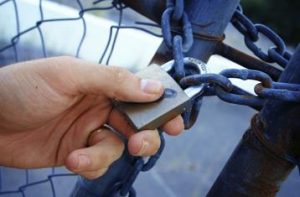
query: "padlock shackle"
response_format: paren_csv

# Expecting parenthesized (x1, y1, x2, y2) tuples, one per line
(161, 57, 207, 73)
(160, 57, 207, 98)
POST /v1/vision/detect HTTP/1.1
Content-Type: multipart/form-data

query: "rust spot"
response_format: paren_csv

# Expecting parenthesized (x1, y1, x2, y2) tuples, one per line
(254, 83, 264, 94)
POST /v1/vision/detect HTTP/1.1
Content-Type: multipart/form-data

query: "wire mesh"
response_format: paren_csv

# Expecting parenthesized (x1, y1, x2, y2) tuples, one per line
(0, 0, 162, 196)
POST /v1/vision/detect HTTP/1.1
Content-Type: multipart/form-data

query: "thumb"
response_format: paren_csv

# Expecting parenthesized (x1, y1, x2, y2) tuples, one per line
(63, 57, 164, 102)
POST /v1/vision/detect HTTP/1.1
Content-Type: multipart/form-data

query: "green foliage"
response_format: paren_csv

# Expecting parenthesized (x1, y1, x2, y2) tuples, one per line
(241, 0, 300, 46)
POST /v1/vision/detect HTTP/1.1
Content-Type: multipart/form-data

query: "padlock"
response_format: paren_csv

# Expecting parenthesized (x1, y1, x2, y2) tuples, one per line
(113, 57, 207, 131)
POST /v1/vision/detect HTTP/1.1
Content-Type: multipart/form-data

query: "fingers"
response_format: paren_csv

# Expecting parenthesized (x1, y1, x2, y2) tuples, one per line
(108, 109, 136, 138)
(126, 115, 184, 156)
(65, 128, 124, 180)
(108, 109, 161, 156)
(128, 130, 161, 157)
(108, 109, 184, 137)
(108, 109, 160, 156)
(161, 115, 184, 136)
(108, 109, 183, 157)
(51, 56, 164, 102)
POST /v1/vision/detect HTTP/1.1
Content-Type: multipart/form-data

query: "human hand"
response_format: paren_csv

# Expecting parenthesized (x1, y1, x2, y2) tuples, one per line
(0, 57, 184, 179)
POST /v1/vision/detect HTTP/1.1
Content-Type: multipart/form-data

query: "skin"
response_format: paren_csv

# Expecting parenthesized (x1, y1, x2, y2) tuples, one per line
(0, 56, 184, 180)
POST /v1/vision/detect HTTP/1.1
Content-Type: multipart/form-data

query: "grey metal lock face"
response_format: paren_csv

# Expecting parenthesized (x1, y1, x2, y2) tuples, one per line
(114, 57, 207, 131)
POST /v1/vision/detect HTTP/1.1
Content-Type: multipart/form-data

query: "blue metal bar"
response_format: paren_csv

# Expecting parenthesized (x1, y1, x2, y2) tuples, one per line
(71, 0, 240, 196)
(123, 0, 239, 64)
(207, 45, 300, 196)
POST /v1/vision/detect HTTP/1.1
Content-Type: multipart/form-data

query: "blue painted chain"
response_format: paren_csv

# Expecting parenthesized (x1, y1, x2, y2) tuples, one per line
(231, 5, 292, 67)
(118, 3, 300, 196)
(109, 0, 300, 197)
(109, 131, 165, 197)
(180, 69, 300, 109)
(113, 1, 194, 196)
(177, 5, 299, 108)
(160, 4, 299, 109)
(162, 0, 204, 129)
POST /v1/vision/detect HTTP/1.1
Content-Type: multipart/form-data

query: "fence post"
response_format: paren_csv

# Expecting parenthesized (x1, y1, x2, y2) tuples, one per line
(207, 45, 300, 196)
(71, 1, 240, 196)
(123, 0, 240, 63)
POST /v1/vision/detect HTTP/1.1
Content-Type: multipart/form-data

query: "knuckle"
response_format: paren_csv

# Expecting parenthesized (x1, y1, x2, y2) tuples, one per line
(109, 66, 131, 84)
(106, 66, 135, 99)
(88, 129, 106, 146)
(152, 133, 161, 153)
(99, 146, 122, 168)
(90, 130, 124, 168)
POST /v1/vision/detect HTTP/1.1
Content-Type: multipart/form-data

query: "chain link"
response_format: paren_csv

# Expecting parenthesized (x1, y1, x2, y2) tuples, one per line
(110, 1, 193, 196)
(161, 7, 193, 53)
(108, 131, 165, 197)
(231, 5, 292, 68)
(173, 5, 298, 109)
(181, 68, 300, 108)
(161, 0, 205, 129)
(111, 3, 298, 196)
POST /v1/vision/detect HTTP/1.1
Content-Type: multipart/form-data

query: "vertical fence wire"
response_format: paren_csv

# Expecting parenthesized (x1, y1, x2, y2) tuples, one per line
(0, 0, 161, 196)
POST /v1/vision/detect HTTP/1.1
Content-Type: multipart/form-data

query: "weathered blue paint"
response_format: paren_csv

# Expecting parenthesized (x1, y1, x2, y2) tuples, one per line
(71, 0, 240, 196)
(123, 0, 239, 63)
(207, 45, 300, 196)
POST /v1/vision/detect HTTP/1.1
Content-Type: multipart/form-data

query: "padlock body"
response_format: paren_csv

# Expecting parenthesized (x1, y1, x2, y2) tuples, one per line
(114, 65, 190, 130)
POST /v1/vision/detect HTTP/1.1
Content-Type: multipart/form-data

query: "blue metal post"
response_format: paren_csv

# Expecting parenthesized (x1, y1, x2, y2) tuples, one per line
(71, 0, 240, 196)
(122, 0, 240, 63)
(207, 45, 300, 196)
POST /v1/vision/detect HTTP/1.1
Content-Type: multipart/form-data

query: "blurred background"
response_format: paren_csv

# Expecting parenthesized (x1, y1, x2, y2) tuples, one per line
(241, 0, 300, 47)
(50, 0, 300, 46)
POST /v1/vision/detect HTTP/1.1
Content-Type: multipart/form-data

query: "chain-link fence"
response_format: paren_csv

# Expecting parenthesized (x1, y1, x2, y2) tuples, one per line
(0, 0, 163, 196)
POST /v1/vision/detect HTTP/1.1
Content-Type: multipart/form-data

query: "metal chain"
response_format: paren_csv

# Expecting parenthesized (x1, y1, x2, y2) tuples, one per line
(99, 2, 299, 197)
(170, 5, 299, 109)
(231, 5, 292, 68)
(180, 69, 300, 109)
(161, 0, 193, 80)
(108, 1, 191, 196)
(108, 132, 165, 197)
(161, 0, 205, 129)
(110, 3, 299, 197)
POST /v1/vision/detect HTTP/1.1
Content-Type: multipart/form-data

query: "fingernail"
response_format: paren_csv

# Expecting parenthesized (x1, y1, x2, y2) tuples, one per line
(136, 140, 149, 155)
(78, 155, 90, 169)
(141, 79, 163, 94)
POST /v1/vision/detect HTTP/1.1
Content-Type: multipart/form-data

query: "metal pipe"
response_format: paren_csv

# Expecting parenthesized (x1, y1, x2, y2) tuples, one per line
(207, 45, 300, 196)
(123, 0, 240, 63)
(216, 43, 282, 81)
